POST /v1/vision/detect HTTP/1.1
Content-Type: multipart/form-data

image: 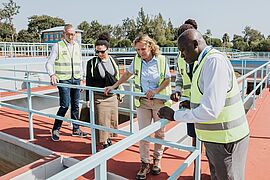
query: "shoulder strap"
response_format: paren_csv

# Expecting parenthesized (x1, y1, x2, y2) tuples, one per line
(99, 57, 116, 76)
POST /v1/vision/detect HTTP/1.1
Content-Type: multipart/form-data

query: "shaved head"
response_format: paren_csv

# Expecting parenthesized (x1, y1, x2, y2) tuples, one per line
(177, 29, 207, 64)
(178, 29, 205, 47)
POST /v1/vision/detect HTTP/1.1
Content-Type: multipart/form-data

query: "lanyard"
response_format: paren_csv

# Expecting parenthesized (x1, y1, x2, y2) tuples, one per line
(193, 47, 213, 74)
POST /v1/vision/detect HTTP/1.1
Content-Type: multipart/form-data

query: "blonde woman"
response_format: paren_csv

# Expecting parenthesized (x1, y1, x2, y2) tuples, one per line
(104, 34, 171, 180)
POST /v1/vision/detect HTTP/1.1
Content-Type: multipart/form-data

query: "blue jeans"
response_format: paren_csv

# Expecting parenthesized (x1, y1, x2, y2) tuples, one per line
(52, 78, 80, 131)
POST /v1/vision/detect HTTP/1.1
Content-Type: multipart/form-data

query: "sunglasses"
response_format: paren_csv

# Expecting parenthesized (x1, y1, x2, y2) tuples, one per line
(95, 49, 107, 54)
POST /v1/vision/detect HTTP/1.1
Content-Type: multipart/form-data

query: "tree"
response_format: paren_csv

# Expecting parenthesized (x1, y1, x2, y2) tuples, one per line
(0, 0, 20, 41)
(165, 19, 175, 41)
(255, 39, 270, 51)
(27, 15, 65, 34)
(122, 17, 137, 41)
(18, 15, 65, 42)
(77, 21, 92, 44)
(0, 23, 16, 41)
(204, 29, 212, 45)
(211, 38, 222, 47)
(151, 13, 166, 46)
(88, 20, 105, 41)
(242, 26, 264, 50)
(117, 39, 132, 47)
(0, 0, 20, 24)
(232, 34, 248, 51)
(222, 33, 231, 48)
(112, 24, 125, 40)
(136, 7, 150, 35)
(17, 29, 36, 42)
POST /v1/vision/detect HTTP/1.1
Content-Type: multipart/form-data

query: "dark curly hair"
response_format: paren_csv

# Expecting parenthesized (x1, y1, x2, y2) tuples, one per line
(95, 32, 110, 48)
(177, 24, 195, 37)
(184, 19, 198, 30)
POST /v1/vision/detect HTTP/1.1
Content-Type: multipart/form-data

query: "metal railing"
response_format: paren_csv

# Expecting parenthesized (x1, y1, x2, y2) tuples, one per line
(237, 61, 270, 109)
(2, 42, 270, 60)
(0, 75, 201, 180)
(0, 55, 270, 179)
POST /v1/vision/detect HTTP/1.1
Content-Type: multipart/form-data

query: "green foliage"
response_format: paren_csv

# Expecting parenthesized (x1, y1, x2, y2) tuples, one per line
(0, 0, 19, 41)
(256, 39, 270, 51)
(27, 15, 65, 34)
(165, 19, 175, 41)
(117, 39, 132, 47)
(161, 40, 176, 47)
(211, 38, 222, 47)
(136, 7, 150, 35)
(122, 17, 137, 41)
(17, 29, 36, 42)
(0, 0, 20, 24)
(15, 15, 65, 43)
(77, 21, 92, 44)
(0, 23, 16, 41)
(232, 34, 249, 51)
(1, 4, 269, 51)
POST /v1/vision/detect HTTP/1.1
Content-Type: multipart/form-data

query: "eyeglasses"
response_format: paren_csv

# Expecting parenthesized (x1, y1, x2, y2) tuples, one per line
(65, 33, 75, 36)
(95, 49, 107, 54)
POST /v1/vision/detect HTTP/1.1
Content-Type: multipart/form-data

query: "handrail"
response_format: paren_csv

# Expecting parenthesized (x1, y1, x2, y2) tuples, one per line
(0, 75, 202, 179)
(0, 60, 269, 179)
(237, 61, 270, 108)
(2, 42, 270, 59)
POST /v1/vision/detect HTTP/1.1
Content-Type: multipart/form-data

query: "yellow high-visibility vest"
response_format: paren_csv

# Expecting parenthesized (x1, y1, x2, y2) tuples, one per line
(177, 54, 197, 98)
(133, 54, 172, 107)
(191, 49, 249, 143)
(55, 40, 81, 80)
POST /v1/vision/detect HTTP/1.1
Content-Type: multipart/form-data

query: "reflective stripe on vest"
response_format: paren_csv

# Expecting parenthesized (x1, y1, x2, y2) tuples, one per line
(191, 49, 249, 143)
(191, 92, 242, 108)
(55, 41, 81, 80)
(133, 54, 172, 107)
(177, 55, 197, 98)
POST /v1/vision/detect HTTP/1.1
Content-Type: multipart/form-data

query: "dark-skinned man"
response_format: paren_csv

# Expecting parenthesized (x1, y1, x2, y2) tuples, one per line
(158, 29, 249, 180)
(171, 20, 197, 146)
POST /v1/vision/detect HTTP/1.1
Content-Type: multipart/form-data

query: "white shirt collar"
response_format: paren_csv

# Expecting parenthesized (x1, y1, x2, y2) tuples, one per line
(198, 46, 212, 63)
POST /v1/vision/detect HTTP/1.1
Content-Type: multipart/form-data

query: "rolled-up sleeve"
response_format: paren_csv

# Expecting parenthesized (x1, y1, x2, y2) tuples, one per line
(45, 43, 58, 76)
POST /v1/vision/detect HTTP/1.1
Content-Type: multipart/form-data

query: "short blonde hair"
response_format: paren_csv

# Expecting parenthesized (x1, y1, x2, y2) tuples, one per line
(133, 34, 160, 56)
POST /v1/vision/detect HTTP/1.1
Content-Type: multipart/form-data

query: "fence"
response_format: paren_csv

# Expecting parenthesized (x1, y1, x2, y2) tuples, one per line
(0, 53, 269, 179)
(0, 73, 201, 180)
(2, 42, 270, 60)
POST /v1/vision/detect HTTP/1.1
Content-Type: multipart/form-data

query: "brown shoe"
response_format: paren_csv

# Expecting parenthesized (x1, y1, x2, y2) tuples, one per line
(136, 161, 150, 180)
(152, 158, 161, 175)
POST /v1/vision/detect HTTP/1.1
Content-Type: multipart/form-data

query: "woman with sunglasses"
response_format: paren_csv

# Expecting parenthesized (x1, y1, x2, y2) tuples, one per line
(86, 32, 122, 149)
(104, 34, 171, 180)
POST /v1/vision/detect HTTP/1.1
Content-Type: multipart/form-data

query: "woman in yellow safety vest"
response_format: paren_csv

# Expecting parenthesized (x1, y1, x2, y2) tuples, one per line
(104, 34, 171, 180)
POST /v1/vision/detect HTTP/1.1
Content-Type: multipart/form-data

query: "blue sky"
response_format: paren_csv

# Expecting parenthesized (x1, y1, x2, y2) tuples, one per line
(9, 0, 270, 40)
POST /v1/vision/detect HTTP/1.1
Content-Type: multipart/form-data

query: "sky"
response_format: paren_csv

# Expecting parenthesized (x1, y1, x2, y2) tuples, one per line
(6, 0, 270, 40)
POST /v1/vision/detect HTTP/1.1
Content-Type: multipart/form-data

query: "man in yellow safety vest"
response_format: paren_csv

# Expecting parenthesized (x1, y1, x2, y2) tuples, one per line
(158, 29, 249, 179)
(45, 24, 87, 141)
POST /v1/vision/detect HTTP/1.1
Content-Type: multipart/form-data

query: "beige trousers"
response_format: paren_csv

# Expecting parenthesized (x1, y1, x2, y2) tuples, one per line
(94, 94, 118, 143)
(136, 98, 165, 163)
